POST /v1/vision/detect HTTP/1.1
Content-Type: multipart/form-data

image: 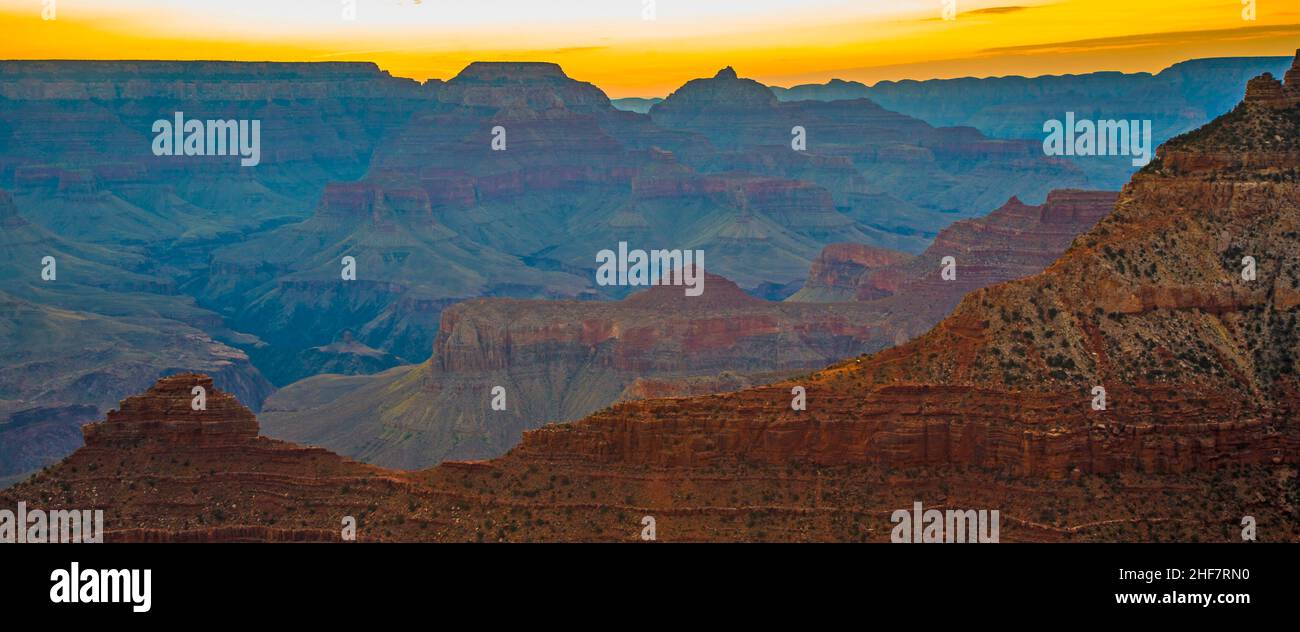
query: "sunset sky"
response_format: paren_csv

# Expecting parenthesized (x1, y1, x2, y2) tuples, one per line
(2, 0, 1299, 97)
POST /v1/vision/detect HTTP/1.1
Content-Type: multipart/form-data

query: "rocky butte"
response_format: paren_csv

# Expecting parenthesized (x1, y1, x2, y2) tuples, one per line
(5, 53, 1300, 541)
(791, 190, 1117, 314)
(258, 188, 1113, 470)
(3, 374, 398, 542)
(259, 274, 907, 468)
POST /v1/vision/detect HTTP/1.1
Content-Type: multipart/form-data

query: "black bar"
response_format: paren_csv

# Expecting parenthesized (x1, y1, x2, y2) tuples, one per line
(2, 543, 1285, 621)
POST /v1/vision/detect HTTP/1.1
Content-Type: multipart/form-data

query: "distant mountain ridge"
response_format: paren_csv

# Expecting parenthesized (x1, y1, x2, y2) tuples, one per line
(770, 56, 1295, 188)
(772, 56, 1292, 134)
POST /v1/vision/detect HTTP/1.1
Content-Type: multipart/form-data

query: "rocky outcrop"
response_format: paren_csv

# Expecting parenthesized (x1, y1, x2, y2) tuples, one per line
(2, 374, 401, 539)
(261, 275, 903, 468)
(5, 367, 1294, 541)
(431, 275, 882, 375)
(863, 190, 1116, 304)
(317, 182, 380, 218)
(795, 243, 913, 301)
(652, 66, 779, 117)
(1244, 72, 1290, 106)
(259, 181, 1116, 470)
(1244, 52, 1300, 108)
(84, 374, 258, 447)
(437, 61, 611, 111)
(791, 190, 1117, 324)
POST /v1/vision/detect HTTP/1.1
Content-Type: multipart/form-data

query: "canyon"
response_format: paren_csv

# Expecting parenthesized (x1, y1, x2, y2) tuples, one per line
(6, 51, 1299, 541)
(261, 189, 1115, 469)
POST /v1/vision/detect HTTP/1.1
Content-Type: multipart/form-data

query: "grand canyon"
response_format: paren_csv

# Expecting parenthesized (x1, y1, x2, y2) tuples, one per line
(2, 41, 1298, 543)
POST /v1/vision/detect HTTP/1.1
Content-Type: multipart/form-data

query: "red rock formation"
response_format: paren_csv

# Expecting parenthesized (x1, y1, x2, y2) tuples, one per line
(429, 274, 890, 377)
(736, 178, 837, 225)
(1244, 51, 1300, 108)
(505, 62, 1300, 483)
(792, 190, 1116, 319)
(6, 59, 1299, 543)
(4, 369, 1293, 542)
(1244, 73, 1288, 106)
(83, 374, 258, 448)
(2, 374, 402, 541)
(797, 243, 913, 301)
(259, 273, 908, 468)
(869, 190, 1116, 300)
(437, 62, 611, 111)
(261, 184, 1115, 470)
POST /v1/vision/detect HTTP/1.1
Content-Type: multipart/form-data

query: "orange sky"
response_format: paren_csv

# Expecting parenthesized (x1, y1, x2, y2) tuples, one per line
(2, 1, 1298, 96)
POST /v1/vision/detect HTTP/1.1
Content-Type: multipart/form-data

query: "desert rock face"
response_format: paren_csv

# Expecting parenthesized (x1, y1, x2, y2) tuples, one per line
(5, 58, 1300, 542)
(83, 374, 259, 448)
(4, 370, 1293, 542)
(510, 60, 1300, 481)
(1243, 52, 1300, 109)
(791, 189, 1117, 337)
(3, 373, 400, 542)
(790, 243, 912, 301)
(259, 188, 1115, 469)
(260, 275, 904, 468)
(436, 62, 611, 111)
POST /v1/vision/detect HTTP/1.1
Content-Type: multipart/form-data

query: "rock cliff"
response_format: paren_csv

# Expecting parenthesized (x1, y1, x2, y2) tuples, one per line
(512, 60, 1300, 480)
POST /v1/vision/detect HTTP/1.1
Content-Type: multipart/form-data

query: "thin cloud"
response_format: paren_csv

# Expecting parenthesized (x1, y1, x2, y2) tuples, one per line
(912, 4, 1038, 22)
(966, 6, 1032, 15)
(981, 23, 1300, 55)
